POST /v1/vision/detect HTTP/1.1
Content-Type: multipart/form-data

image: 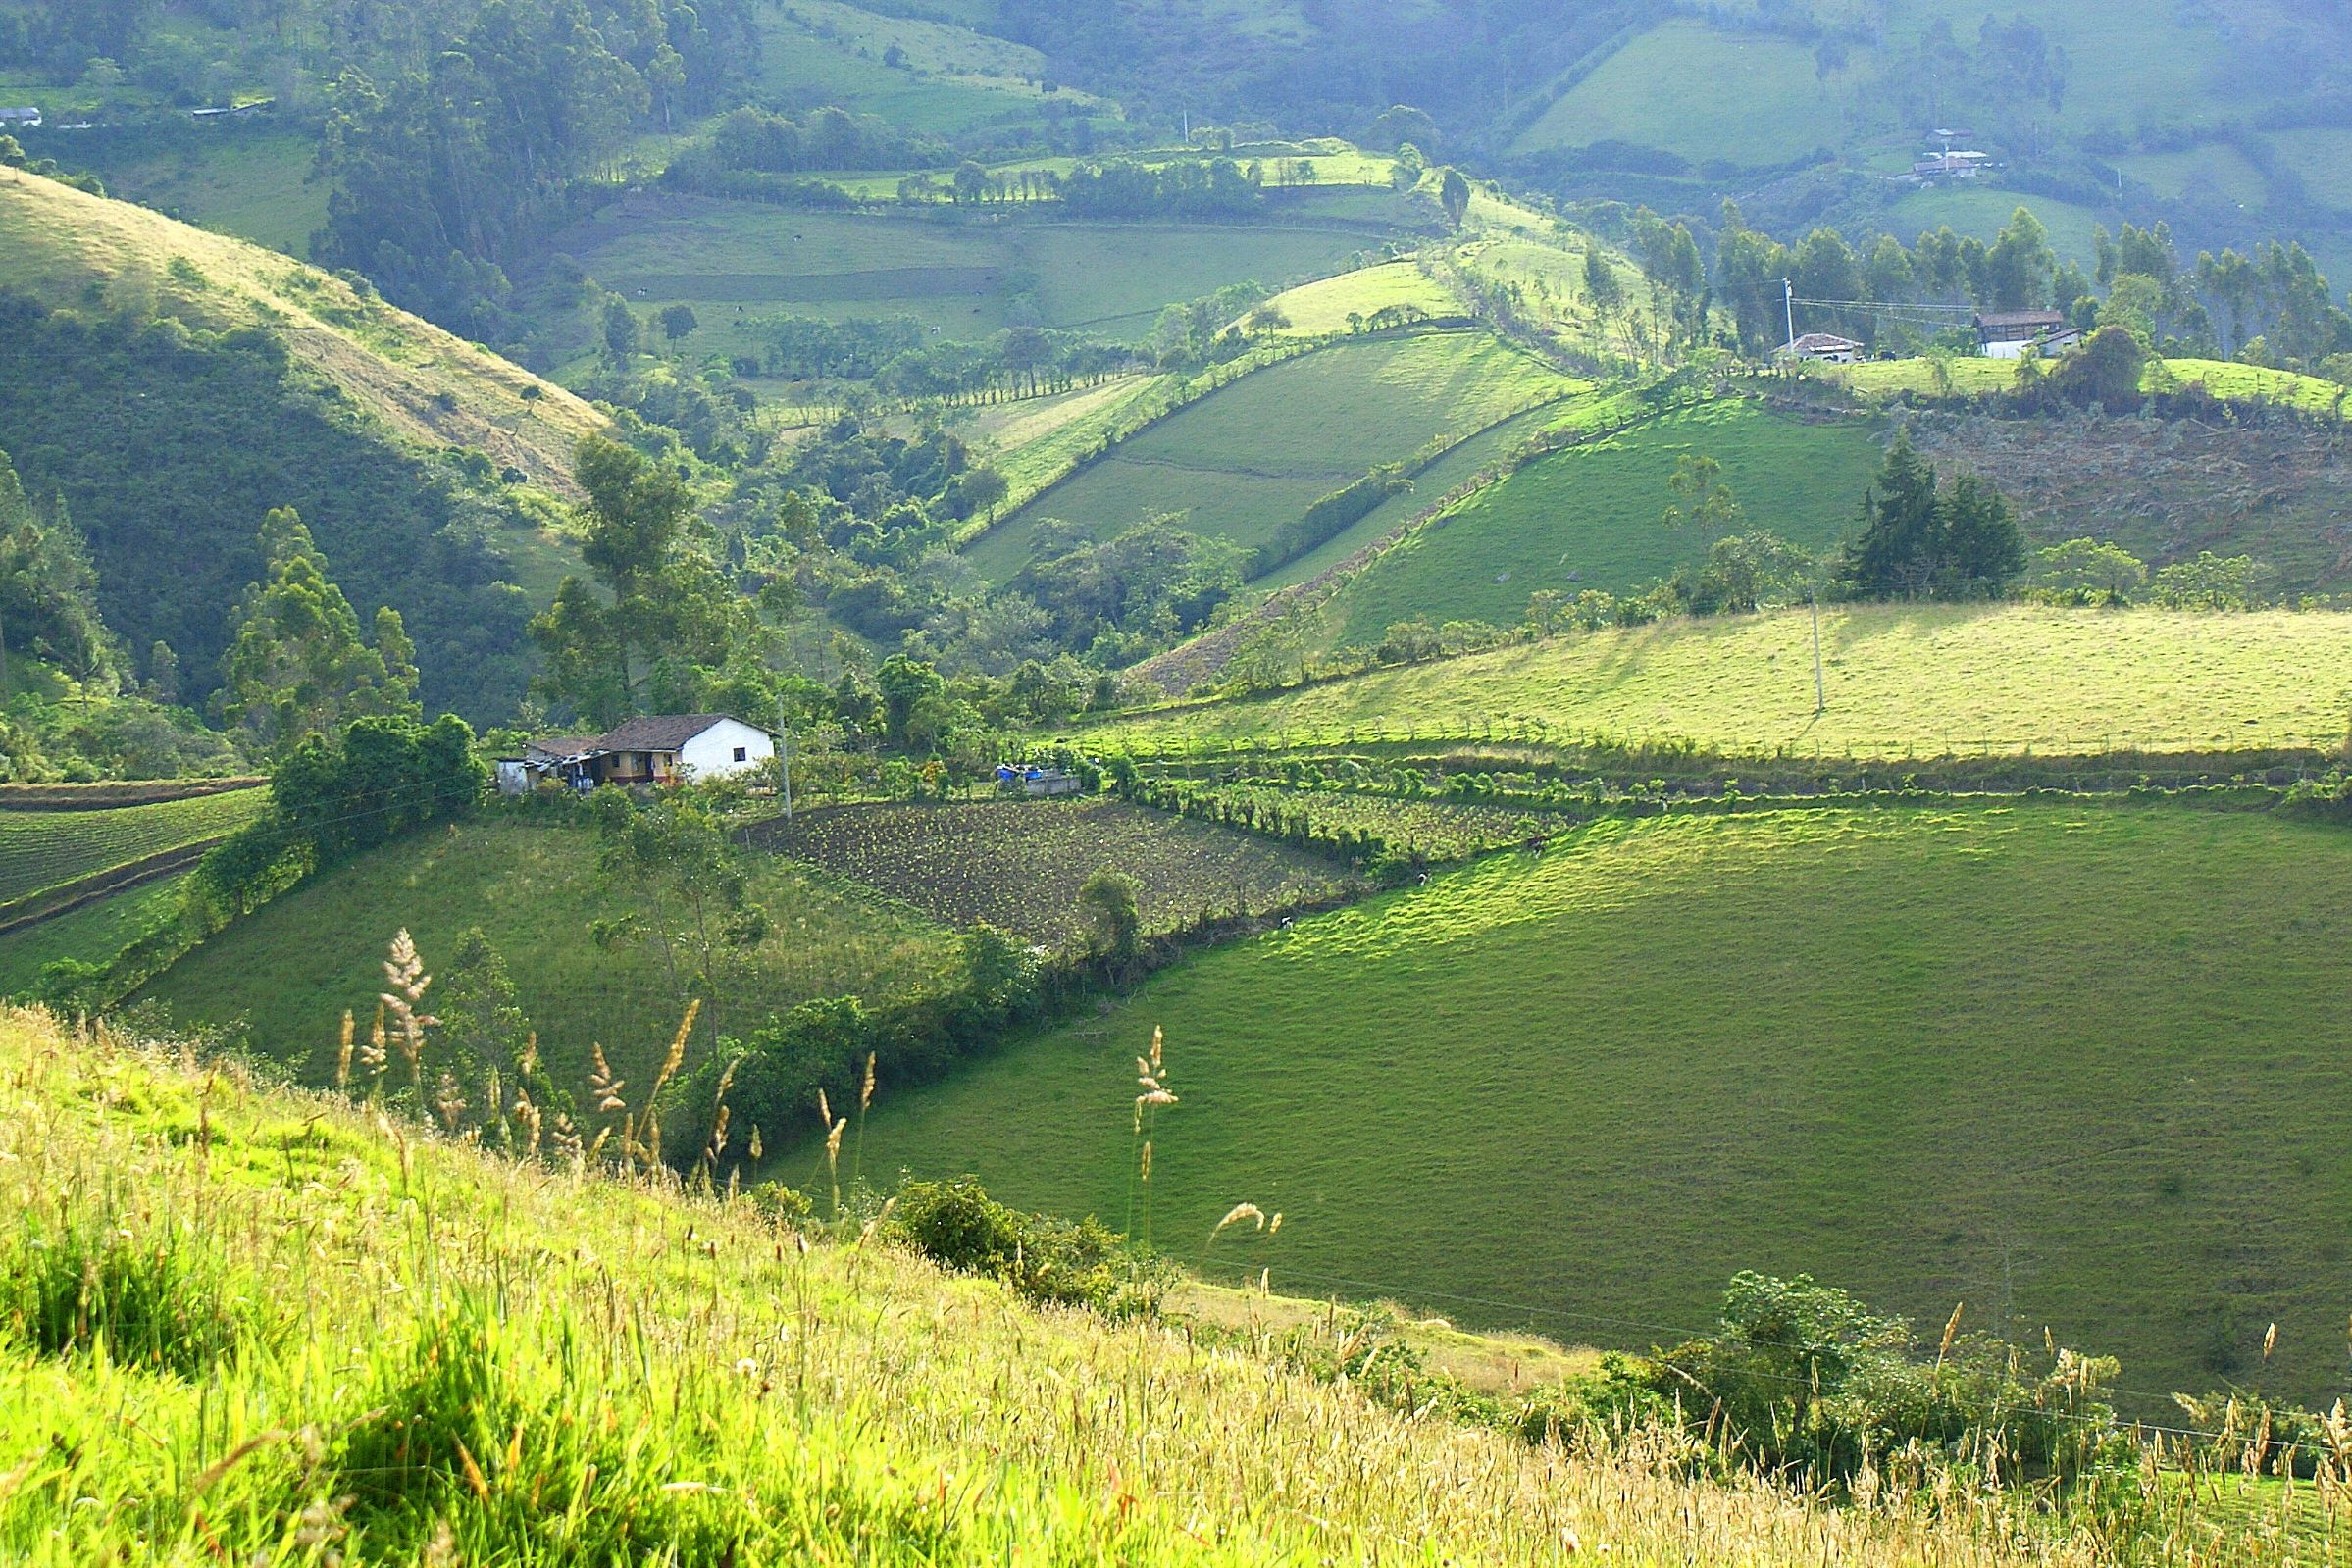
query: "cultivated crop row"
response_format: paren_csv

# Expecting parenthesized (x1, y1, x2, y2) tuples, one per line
(747, 797, 1352, 945)
(0, 788, 270, 909)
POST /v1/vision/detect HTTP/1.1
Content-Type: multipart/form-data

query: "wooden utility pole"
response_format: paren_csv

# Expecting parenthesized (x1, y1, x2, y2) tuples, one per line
(1810, 591, 1827, 715)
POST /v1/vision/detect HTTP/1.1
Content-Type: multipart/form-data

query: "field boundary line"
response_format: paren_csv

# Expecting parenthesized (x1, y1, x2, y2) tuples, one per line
(0, 838, 222, 938)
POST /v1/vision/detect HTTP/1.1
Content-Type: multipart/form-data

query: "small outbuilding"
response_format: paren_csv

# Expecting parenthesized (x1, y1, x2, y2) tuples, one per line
(1779, 332, 1865, 365)
(1975, 309, 2070, 359)
(0, 107, 40, 128)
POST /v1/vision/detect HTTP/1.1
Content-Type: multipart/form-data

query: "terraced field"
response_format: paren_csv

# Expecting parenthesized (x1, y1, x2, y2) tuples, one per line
(748, 796, 1351, 945)
(0, 788, 268, 912)
(968, 330, 1580, 579)
(552, 197, 1385, 359)
(1084, 603, 2352, 758)
(852, 798, 2352, 1403)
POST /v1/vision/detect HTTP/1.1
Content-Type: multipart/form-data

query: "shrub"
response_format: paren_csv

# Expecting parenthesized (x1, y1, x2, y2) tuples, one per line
(888, 1179, 1150, 1315)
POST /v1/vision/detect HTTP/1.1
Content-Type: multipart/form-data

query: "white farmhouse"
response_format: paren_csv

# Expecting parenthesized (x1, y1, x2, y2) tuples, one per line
(502, 714, 778, 792)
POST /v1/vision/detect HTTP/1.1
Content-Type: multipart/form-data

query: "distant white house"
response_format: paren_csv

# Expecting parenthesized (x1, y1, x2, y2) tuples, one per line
(499, 715, 778, 794)
(1912, 150, 1991, 180)
(1779, 331, 1865, 365)
(0, 107, 41, 128)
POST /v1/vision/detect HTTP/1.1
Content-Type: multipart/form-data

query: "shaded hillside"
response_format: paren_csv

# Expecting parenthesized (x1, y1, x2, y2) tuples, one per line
(0, 169, 604, 492)
(0, 169, 606, 717)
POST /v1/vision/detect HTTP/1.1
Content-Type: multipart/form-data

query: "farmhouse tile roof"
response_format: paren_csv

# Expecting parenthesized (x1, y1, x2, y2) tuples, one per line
(1786, 332, 1862, 354)
(593, 714, 762, 752)
(1974, 309, 2067, 332)
(526, 734, 602, 758)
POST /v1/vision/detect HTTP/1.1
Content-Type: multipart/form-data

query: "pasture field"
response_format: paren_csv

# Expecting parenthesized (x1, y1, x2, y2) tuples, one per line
(851, 798, 2352, 1402)
(1251, 260, 1463, 336)
(2268, 127, 2352, 211)
(2115, 144, 2270, 207)
(0, 1005, 2198, 1568)
(746, 796, 1352, 945)
(25, 128, 327, 257)
(1321, 399, 1888, 645)
(1510, 21, 1844, 165)
(1082, 603, 2352, 758)
(0, 788, 269, 911)
(1878, 188, 2112, 272)
(968, 331, 1579, 578)
(552, 196, 1382, 351)
(750, 0, 1103, 132)
(134, 817, 956, 1087)
(0, 872, 188, 996)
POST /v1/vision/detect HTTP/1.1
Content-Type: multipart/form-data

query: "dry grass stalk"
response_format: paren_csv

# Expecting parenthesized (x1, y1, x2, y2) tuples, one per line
(359, 1002, 388, 1083)
(379, 930, 439, 1110)
(334, 1010, 354, 1091)
(514, 1089, 542, 1159)
(648, 1000, 700, 1107)
(1212, 1202, 1267, 1239)
(588, 1045, 627, 1115)
(432, 1072, 467, 1133)
(860, 1052, 877, 1114)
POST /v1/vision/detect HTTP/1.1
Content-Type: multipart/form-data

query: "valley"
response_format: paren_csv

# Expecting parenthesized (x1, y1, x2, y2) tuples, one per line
(4, 0, 2352, 1558)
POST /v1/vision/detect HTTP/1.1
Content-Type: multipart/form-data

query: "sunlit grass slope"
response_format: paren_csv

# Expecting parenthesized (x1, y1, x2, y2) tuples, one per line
(0, 1001, 2147, 1565)
(970, 330, 1577, 578)
(0, 168, 604, 491)
(1323, 399, 1886, 641)
(853, 799, 2352, 1402)
(1086, 604, 2352, 758)
(135, 818, 956, 1088)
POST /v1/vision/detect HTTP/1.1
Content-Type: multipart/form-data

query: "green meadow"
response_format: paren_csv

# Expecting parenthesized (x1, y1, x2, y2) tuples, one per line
(1321, 399, 1887, 643)
(851, 798, 2352, 1401)
(552, 197, 1383, 356)
(1510, 21, 1841, 166)
(30, 128, 328, 257)
(135, 817, 955, 1088)
(1085, 603, 2352, 757)
(968, 330, 1578, 578)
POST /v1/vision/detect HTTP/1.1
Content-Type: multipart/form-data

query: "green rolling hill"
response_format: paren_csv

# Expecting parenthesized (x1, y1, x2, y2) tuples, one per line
(848, 796, 2352, 1402)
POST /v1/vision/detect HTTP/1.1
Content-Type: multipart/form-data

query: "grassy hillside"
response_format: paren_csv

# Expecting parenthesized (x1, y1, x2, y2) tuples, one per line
(968, 330, 1579, 579)
(1084, 604, 2352, 758)
(1512, 21, 1843, 166)
(0, 168, 604, 491)
(0, 170, 597, 717)
(135, 817, 957, 1088)
(0, 789, 267, 909)
(852, 798, 2352, 1401)
(1321, 400, 1887, 644)
(0, 1001, 2158, 1565)
(745, 797, 1352, 945)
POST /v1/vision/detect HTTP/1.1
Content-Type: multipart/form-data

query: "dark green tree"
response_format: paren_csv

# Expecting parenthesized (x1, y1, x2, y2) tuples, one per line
(531, 438, 756, 726)
(1934, 475, 2025, 596)
(1077, 866, 1142, 967)
(1439, 168, 1471, 231)
(1839, 431, 1942, 598)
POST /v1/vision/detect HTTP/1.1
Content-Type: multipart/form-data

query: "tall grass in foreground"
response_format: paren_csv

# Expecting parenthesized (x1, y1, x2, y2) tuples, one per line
(9, 1003, 2324, 1565)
